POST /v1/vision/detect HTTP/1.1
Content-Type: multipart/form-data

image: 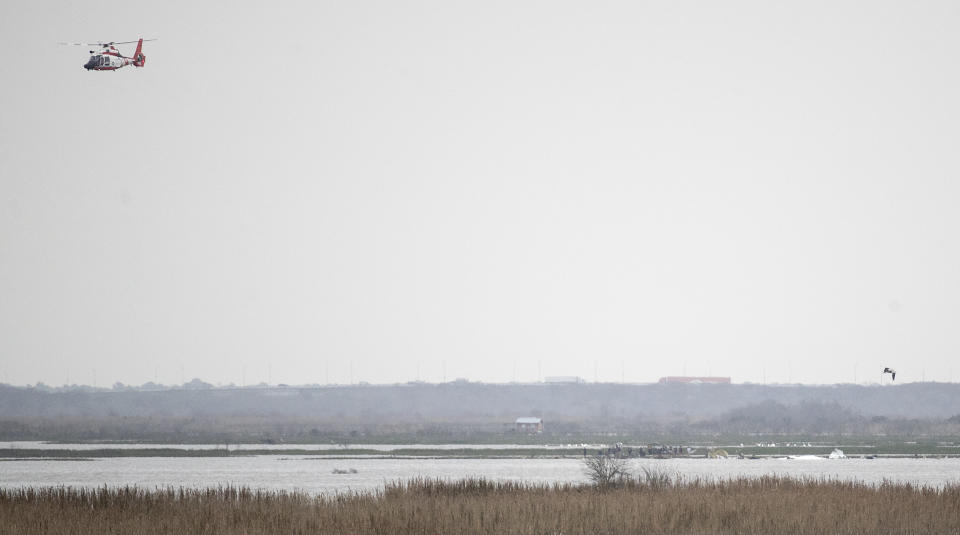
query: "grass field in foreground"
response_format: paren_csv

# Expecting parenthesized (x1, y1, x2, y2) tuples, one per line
(1, 476, 958, 534)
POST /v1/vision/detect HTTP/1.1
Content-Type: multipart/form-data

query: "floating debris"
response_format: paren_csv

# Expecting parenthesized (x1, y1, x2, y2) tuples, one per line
(332, 468, 358, 474)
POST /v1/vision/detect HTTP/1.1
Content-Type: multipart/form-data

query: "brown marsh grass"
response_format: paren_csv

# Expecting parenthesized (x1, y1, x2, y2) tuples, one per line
(1, 476, 958, 534)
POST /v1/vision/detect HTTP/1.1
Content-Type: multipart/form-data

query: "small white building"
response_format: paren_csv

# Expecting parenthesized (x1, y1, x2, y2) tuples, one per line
(544, 376, 585, 384)
(515, 416, 543, 433)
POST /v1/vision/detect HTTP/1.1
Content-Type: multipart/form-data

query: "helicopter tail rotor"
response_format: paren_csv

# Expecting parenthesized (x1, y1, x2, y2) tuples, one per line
(132, 38, 148, 66)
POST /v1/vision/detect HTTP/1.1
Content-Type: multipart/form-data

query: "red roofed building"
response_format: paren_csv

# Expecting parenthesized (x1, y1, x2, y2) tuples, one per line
(515, 417, 543, 433)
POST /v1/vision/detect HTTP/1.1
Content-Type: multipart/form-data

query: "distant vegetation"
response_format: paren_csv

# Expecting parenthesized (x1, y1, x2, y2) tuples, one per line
(1, 477, 958, 534)
(2, 382, 960, 443)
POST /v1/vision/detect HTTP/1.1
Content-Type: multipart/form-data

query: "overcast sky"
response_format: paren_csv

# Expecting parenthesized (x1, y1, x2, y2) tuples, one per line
(1, 0, 959, 387)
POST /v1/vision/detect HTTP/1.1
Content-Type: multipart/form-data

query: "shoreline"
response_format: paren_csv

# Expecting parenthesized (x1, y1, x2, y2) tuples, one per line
(1, 447, 958, 460)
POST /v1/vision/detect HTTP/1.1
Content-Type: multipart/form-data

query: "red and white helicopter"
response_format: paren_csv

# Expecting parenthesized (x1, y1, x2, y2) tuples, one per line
(61, 38, 156, 71)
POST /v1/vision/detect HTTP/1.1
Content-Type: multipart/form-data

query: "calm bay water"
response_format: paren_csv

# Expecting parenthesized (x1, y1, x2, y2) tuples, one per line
(2, 454, 959, 495)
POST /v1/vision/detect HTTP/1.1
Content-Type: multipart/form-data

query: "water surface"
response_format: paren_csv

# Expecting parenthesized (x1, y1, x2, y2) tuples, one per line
(2, 456, 958, 495)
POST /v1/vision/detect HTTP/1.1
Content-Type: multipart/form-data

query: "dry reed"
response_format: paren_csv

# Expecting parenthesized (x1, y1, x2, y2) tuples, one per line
(1, 476, 958, 534)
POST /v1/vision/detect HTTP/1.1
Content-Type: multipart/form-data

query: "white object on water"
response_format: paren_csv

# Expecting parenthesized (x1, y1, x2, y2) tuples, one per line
(829, 448, 846, 459)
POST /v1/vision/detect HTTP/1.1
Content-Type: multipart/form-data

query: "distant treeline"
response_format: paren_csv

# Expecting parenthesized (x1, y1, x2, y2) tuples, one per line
(1, 382, 959, 442)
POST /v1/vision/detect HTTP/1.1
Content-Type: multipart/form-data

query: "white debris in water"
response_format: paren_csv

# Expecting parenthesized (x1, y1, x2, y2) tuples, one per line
(829, 448, 846, 459)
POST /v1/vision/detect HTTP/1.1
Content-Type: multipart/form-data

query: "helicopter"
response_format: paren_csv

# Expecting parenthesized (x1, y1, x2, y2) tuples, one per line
(60, 38, 157, 71)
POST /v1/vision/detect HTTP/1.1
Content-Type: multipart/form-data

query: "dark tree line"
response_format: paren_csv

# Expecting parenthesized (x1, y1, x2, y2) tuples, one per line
(1, 382, 959, 441)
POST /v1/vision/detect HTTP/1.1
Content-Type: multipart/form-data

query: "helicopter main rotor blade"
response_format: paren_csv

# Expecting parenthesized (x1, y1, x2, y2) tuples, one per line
(59, 38, 158, 46)
(58, 41, 115, 47)
(104, 39, 159, 45)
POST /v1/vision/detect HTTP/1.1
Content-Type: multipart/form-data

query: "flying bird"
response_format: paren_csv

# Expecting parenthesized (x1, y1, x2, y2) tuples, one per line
(882, 367, 896, 381)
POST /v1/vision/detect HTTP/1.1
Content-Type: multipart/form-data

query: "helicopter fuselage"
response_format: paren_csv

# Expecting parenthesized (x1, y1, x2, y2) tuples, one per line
(83, 40, 147, 71)
(84, 51, 129, 71)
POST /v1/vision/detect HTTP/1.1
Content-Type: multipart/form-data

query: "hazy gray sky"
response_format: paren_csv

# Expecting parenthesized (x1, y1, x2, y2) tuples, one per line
(2, 0, 959, 387)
